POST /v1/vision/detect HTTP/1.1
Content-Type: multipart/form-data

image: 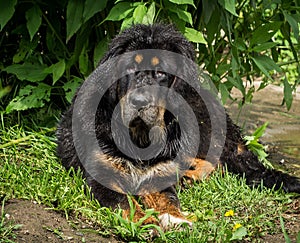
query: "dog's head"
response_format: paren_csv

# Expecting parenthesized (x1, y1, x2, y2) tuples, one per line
(118, 52, 177, 148)
(99, 24, 196, 149)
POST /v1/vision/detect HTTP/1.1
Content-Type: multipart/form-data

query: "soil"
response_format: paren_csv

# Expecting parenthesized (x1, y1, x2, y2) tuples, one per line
(2, 199, 120, 243)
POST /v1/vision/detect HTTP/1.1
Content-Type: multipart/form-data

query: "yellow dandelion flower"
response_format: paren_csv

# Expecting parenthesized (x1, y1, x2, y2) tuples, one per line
(224, 209, 234, 217)
(233, 223, 242, 230)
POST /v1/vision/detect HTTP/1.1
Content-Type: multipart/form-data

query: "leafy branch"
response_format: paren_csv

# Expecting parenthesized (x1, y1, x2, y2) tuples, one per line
(0, 0, 299, 114)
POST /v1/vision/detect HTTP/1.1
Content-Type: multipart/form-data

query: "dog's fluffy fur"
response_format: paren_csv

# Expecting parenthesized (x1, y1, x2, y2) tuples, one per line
(56, 24, 300, 229)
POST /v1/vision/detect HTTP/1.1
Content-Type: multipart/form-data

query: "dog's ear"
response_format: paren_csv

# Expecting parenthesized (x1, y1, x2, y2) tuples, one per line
(100, 44, 127, 64)
(167, 34, 195, 61)
(99, 27, 136, 64)
(157, 24, 196, 61)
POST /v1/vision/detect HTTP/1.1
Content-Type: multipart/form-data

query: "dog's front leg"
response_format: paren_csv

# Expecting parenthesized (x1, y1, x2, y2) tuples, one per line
(140, 187, 192, 231)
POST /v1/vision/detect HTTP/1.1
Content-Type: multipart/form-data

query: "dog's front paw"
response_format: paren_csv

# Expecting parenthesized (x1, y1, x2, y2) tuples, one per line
(158, 213, 193, 231)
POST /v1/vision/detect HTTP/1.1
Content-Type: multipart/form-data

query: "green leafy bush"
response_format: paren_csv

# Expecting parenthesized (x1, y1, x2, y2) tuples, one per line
(0, 0, 299, 114)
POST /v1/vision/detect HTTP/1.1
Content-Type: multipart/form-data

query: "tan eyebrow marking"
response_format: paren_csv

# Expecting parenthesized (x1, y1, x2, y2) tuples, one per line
(151, 56, 160, 66)
(135, 54, 143, 64)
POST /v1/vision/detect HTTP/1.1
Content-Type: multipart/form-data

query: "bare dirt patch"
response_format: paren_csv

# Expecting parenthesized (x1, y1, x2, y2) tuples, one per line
(262, 199, 300, 242)
(2, 199, 120, 243)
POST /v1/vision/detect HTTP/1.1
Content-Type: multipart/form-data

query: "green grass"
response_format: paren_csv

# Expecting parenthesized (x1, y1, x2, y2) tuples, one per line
(0, 124, 297, 242)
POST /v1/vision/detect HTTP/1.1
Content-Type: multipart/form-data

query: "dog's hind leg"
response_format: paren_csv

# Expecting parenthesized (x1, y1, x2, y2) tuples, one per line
(183, 158, 217, 183)
(223, 144, 300, 193)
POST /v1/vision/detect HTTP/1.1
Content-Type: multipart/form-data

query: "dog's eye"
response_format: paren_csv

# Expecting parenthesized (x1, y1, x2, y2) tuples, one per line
(127, 67, 136, 74)
(127, 63, 138, 74)
(159, 79, 170, 87)
(155, 72, 170, 86)
(155, 71, 166, 79)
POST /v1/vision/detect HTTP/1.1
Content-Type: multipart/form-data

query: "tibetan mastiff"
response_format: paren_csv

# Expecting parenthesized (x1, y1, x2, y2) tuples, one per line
(57, 24, 300, 230)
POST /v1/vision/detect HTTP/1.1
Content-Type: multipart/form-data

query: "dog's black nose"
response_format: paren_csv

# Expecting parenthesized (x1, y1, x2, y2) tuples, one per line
(130, 93, 149, 108)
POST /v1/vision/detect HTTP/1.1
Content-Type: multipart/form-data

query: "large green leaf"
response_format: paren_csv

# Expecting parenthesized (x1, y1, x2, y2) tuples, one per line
(283, 77, 293, 110)
(4, 63, 48, 82)
(218, 0, 238, 16)
(44, 60, 66, 85)
(12, 39, 37, 63)
(202, 0, 217, 24)
(168, 0, 195, 8)
(83, 0, 108, 23)
(205, 7, 220, 43)
(121, 17, 134, 31)
(133, 4, 147, 24)
(227, 76, 245, 96)
(105, 2, 135, 22)
(93, 37, 108, 67)
(168, 12, 186, 32)
(25, 5, 42, 41)
(0, 0, 17, 31)
(219, 83, 230, 104)
(250, 22, 282, 46)
(230, 50, 240, 77)
(233, 38, 247, 51)
(0, 86, 12, 99)
(252, 42, 278, 52)
(170, 8, 193, 26)
(66, 0, 84, 42)
(142, 2, 155, 25)
(282, 11, 299, 40)
(251, 55, 281, 80)
(184, 28, 206, 44)
(63, 77, 82, 103)
(79, 47, 89, 76)
(6, 83, 51, 113)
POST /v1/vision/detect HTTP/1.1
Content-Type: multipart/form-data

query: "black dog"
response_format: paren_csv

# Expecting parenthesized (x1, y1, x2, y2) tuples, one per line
(56, 24, 300, 230)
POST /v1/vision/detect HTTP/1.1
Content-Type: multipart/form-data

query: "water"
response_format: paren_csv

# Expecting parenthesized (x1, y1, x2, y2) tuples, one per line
(226, 81, 300, 173)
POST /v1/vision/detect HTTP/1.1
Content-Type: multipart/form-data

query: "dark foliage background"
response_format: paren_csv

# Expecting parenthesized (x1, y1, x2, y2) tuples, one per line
(0, 0, 299, 125)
